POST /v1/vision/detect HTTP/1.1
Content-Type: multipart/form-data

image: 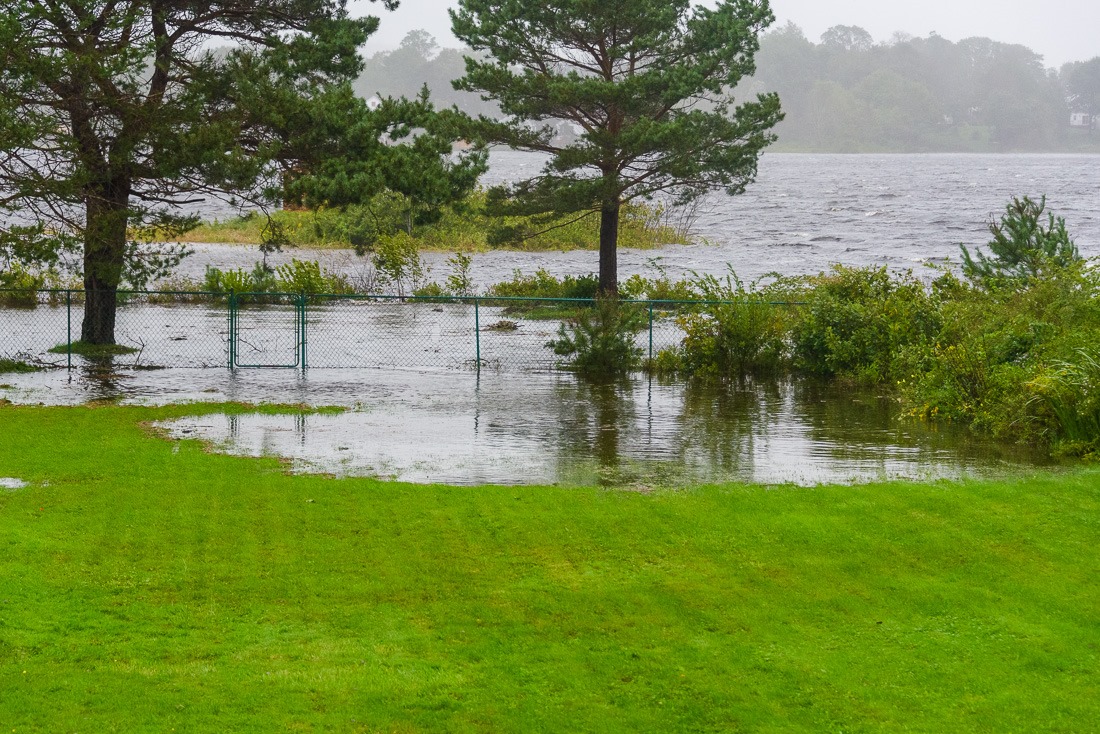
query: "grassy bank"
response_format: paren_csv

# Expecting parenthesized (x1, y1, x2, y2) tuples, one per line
(177, 193, 691, 252)
(1, 403, 1097, 731)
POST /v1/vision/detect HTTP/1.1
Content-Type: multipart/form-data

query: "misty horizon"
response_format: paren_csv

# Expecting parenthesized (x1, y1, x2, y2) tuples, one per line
(353, 0, 1100, 70)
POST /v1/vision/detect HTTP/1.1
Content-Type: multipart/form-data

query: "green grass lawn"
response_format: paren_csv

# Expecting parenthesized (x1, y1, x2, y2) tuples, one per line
(1, 403, 1098, 732)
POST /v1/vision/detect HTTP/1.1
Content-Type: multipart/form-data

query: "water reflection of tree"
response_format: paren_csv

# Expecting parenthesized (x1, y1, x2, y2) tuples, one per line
(778, 379, 901, 478)
(790, 379, 1046, 469)
(790, 379, 904, 464)
(551, 376, 638, 485)
(674, 377, 786, 482)
(542, 372, 1048, 488)
(538, 373, 1044, 487)
(78, 361, 131, 403)
(550, 376, 803, 486)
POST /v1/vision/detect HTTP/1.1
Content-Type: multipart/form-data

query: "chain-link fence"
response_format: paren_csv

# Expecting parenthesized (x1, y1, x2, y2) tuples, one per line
(1, 288, 784, 373)
(1, 290, 231, 370)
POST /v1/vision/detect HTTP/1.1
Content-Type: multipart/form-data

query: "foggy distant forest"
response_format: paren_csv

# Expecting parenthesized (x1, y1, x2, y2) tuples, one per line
(354, 24, 1100, 153)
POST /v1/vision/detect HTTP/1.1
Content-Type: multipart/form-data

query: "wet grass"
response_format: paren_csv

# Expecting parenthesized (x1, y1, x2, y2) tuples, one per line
(1, 402, 1098, 732)
(47, 341, 139, 357)
(0, 359, 39, 374)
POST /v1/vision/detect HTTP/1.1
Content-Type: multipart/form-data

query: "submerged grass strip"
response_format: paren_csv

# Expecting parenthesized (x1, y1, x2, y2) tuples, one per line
(46, 341, 139, 357)
(0, 358, 40, 374)
(176, 196, 690, 252)
(0, 403, 1098, 731)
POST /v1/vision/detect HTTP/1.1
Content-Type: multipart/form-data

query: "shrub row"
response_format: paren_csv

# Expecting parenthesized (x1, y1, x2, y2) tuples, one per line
(544, 260, 1100, 458)
(549, 197, 1100, 457)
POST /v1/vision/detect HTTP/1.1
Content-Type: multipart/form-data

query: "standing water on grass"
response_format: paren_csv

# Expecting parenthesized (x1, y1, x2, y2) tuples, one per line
(0, 295, 1063, 485)
(91, 370, 1054, 487)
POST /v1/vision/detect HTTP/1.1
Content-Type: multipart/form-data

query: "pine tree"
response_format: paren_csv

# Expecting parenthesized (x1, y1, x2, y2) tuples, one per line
(451, 0, 783, 295)
(961, 196, 1080, 286)
(0, 1, 397, 344)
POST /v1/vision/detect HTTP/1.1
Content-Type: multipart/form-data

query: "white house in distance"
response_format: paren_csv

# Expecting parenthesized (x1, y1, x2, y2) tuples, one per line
(1070, 112, 1097, 128)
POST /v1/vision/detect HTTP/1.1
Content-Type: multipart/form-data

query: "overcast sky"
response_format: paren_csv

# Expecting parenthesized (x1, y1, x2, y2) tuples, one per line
(352, 0, 1100, 69)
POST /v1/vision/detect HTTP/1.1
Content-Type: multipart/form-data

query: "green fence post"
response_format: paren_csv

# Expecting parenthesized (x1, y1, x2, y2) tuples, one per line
(228, 289, 236, 370)
(299, 294, 308, 372)
(474, 297, 481, 372)
(648, 302, 654, 362)
(66, 289, 72, 370)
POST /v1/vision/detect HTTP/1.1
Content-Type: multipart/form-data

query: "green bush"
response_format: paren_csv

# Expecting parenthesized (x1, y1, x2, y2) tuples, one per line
(619, 269, 699, 302)
(902, 263, 1100, 447)
(0, 262, 44, 307)
(486, 268, 599, 300)
(444, 252, 475, 298)
(660, 271, 792, 378)
(547, 298, 646, 377)
(410, 282, 445, 298)
(790, 265, 939, 384)
(0, 261, 76, 307)
(202, 260, 350, 299)
(372, 232, 425, 297)
(1028, 350, 1100, 457)
(275, 260, 352, 296)
(413, 253, 477, 301)
(202, 265, 260, 295)
(898, 201, 1096, 448)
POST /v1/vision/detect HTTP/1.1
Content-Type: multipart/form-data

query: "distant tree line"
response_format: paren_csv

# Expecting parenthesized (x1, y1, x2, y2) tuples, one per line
(361, 26, 1100, 152)
(753, 23, 1100, 152)
(354, 30, 500, 118)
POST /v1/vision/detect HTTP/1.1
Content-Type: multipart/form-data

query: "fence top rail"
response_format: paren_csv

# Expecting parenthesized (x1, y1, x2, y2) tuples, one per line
(0, 287, 807, 308)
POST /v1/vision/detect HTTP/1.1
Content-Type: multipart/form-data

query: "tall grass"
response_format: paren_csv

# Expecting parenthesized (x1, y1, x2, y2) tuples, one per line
(1028, 349, 1100, 456)
(178, 192, 692, 252)
(652, 270, 797, 378)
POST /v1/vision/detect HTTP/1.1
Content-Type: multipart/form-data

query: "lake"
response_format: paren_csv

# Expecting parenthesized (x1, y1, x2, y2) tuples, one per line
(175, 152, 1100, 287)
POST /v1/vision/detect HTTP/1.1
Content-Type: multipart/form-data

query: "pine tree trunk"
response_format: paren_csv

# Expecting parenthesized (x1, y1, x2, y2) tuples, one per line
(81, 177, 131, 345)
(598, 200, 620, 297)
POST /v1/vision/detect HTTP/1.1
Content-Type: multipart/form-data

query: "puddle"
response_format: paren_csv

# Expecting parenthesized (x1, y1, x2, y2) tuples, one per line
(157, 374, 1054, 487)
(0, 478, 28, 490)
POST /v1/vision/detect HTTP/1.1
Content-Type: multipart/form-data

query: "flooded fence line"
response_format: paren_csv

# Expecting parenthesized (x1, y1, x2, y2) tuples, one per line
(1, 288, 799, 374)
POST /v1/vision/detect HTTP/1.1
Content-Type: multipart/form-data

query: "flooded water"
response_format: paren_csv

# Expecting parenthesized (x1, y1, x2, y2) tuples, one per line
(11, 369, 1032, 487)
(3, 153, 1084, 485)
(174, 152, 1100, 287)
(152, 373, 1050, 487)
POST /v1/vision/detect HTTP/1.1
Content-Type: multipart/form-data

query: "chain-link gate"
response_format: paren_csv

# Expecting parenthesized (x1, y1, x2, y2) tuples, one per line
(228, 294, 306, 369)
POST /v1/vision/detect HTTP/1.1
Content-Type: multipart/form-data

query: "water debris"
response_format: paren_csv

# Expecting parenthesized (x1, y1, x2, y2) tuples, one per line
(0, 478, 28, 490)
